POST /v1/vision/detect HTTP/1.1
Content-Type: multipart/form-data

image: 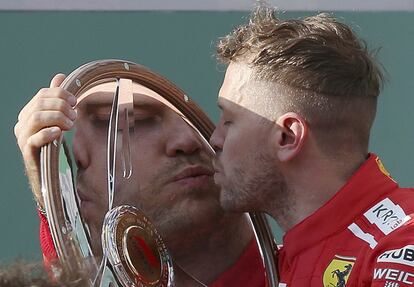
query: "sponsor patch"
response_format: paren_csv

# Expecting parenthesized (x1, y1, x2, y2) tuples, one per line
(364, 198, 410, 235)
(323, 255, 355, 287)
(373, 268, 414, 285)
(378, 245, 414, 267)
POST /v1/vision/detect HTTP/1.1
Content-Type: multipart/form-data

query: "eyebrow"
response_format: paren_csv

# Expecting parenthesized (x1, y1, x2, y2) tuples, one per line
(217, 98, 226, 110)
(217, 98, 231, 113)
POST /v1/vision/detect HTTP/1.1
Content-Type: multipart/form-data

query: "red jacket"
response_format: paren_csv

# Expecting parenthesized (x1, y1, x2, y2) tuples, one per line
(278, 154, 414, 286)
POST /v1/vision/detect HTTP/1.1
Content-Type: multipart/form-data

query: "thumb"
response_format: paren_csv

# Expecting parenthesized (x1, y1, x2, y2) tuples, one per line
(49, 73, 66, 88)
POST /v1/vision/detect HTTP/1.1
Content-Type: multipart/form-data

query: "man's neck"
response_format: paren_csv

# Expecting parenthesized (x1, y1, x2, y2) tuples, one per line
(270, 153, 367, 232)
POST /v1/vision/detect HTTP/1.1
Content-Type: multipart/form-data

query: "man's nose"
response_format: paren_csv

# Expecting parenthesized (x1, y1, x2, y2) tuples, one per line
(165, 116, 203, 157)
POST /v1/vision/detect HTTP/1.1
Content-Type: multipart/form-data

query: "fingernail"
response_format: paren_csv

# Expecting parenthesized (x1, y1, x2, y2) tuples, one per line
(68, 96, 77, 106)
(69, 109, 77, 120)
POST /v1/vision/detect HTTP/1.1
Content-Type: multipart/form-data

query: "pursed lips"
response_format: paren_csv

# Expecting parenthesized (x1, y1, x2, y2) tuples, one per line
(76, 186, 93, 204)
(212, 159, 222, 174)
(170, 165, 214, 182)
(211, 159, 225, 185)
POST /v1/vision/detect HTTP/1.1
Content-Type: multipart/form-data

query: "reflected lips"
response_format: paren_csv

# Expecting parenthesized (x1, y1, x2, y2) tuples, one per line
(77, 187, 93, 210)
(169, 165, 213, 188)
(77, 188, 88, 202)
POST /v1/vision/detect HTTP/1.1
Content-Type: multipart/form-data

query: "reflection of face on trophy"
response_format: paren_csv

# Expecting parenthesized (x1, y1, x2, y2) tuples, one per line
(73, 80, 219, 258)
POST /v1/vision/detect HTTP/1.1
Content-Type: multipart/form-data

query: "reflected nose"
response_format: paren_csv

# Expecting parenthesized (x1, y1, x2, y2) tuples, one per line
(209, 125, 223, 153)
(72, 127, 90, 169)
(165, 115, 203, 157)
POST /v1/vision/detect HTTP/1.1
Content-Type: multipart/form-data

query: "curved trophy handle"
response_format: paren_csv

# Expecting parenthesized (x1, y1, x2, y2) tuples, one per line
(250, 213, 279, 287)
(41, 137, 96, 284)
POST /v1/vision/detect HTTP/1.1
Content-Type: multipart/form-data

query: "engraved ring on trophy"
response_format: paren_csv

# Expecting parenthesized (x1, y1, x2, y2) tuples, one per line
(40, 59, 279, 287)
(102, 205, 172, 287)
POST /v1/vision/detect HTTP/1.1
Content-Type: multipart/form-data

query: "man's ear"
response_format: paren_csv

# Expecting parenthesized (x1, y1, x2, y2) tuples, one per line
(274, 112, 308, 162)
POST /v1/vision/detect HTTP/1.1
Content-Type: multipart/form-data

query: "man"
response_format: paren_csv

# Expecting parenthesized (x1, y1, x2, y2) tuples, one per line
(14, 74, 264, 286)
(210, 6, 414, 287)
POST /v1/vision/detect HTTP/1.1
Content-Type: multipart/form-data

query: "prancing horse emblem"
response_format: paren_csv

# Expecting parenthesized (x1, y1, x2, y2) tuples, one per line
(331, 264, 352, 287)
(323, 256, 355, 287)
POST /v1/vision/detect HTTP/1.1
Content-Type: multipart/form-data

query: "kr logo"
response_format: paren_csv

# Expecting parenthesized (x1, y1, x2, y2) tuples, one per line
(323, 255, 355, 287)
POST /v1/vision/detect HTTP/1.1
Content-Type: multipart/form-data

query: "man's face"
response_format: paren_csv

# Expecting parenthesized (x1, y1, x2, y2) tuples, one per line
(72, 81, 222, 253)
(210, 62, 284, 213)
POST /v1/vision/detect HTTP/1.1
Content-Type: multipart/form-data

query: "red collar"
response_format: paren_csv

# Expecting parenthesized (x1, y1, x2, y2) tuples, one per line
(281, 153, 398, 264)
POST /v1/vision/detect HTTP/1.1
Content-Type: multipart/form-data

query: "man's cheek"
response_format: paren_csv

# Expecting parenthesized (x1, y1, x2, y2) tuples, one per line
(224, 133, 241, 154)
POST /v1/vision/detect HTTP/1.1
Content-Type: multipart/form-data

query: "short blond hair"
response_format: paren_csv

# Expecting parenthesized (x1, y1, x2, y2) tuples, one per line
(217, 6, 384, 154)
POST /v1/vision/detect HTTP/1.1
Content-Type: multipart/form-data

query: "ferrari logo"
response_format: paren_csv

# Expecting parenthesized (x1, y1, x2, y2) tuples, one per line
(323, 256, 355, 287)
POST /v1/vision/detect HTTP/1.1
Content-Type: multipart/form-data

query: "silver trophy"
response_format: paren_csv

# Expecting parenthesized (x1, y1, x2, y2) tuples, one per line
(40, 60, 278, 287)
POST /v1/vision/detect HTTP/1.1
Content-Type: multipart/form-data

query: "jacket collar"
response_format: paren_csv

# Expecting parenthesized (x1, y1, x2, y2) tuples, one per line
(281, 153, 398, 264)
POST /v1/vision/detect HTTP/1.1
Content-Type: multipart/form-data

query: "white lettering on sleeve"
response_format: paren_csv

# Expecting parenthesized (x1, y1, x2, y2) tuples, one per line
(378, 245, 414, 267)
(348, 223, 378, 249)
(373, 269, 414, 285)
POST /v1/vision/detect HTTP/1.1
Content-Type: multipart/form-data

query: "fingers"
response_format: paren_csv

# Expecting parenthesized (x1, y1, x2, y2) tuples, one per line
(21, 97, 77, 123)
(18, 87, 76, 122)
(14, 73, 73, 202)
(17, 73, 67, 122)
(26, 126, 62, 149)
(16, 110, 74, 150)
(14, 74, 77, 156)
(15, 95, 77, 147)
(49, 73, 66, 88)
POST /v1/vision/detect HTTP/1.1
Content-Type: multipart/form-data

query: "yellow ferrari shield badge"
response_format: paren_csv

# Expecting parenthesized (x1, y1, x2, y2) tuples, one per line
(323, 256, 355, 287)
